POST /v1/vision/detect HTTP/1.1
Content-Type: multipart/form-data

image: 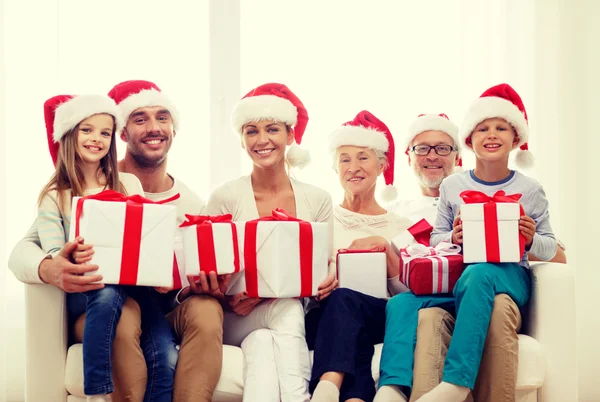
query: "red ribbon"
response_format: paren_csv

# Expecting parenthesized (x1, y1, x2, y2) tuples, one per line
(407, 219, 434, 247)
(75, 190, 165, 285)
(244, 208, 313, 298)
(179, 214, 240, 275)
(460, 190, 526, 262)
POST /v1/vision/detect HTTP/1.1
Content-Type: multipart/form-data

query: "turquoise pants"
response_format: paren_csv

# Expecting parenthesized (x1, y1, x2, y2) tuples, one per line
(379, 262, 531, 391)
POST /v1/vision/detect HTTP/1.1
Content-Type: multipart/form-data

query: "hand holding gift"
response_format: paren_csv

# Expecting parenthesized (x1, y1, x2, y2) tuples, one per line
(451, 212, 463, 245)
(228, 291, 264, 316)
(519, 215, 536, 247)
(347, 236, 388, 252)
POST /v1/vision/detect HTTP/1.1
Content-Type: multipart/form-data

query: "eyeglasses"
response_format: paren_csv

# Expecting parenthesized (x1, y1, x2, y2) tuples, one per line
(410, 144, 456, 156)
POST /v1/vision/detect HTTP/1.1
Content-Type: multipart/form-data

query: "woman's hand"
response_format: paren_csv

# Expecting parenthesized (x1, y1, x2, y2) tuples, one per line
(347, 236, 388, 251)
(314, 273, 338, 301)
(228, 292, 263, 316)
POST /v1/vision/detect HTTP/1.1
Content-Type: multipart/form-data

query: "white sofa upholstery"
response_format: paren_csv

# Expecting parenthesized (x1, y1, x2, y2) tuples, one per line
(24, 262, 577, 402)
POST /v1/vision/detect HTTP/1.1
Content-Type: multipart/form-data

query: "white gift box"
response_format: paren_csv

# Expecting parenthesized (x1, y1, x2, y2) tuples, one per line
(69, 195, 177, 286)
(181, 222, 241, 276)
(461, 202, 523, 263)
(337, 251, 387, 298)
(226, 220, 329, 298)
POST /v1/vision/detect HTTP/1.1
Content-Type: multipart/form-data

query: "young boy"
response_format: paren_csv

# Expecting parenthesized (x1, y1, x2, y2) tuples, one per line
(375, 83, 557, 402)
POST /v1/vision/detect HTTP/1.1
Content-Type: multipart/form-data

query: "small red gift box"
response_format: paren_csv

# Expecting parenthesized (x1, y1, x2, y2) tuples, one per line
(400, 242, 464, 295)
(391, 218, 433, 255)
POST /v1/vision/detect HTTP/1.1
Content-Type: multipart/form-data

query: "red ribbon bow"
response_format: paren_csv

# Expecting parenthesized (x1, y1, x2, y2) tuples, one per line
(179, 213, 240, 276)
(244, 209, 313, 297)
(459, 190, 526, 262)
(179, 214, 234, 227)
(74, 190, 171, 286)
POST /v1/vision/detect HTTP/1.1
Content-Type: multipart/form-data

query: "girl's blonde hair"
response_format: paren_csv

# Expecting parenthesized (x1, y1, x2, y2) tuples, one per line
(38, 115, 125, 215)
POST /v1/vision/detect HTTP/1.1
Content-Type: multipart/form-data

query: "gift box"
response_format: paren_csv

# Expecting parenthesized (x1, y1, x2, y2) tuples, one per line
(226, 208, 329, 298)
(336, 249, 387, 298)
(180, 214, 241, 276)
(69, 190, 177, 287)
(391, 218, 433, 255)
(460, 190, 527, 263)
(400, 242, 464, 295)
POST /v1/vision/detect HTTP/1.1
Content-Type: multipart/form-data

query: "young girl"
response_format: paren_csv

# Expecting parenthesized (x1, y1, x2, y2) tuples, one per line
(375, 84, 557, 402)
(200, 83, 336, 402)
(38, 94, 175, 402)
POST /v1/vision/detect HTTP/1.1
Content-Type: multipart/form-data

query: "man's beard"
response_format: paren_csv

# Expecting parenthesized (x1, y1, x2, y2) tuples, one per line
(416, 169, 447, 190)
(128, 141, 170, 169)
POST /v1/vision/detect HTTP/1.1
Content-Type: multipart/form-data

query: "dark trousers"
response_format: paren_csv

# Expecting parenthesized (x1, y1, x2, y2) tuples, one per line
(306, 288, 387, 402)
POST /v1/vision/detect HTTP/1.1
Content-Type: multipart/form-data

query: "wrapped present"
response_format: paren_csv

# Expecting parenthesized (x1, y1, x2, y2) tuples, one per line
(69, 190, 177, 287)
(336, 249, 387, 299)
(391, 218, 433, 255)
(460, 190, 527, 263)
(180, 214, 241, 276)
(226, 208, 329, 298)
(400, 242, 464, 295)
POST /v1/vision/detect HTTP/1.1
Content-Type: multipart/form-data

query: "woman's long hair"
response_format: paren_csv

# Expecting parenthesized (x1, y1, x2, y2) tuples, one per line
(38, 115, 125, 215)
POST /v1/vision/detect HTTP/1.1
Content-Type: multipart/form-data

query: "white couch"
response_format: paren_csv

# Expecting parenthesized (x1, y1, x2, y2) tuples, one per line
(24, 262, 577, 402)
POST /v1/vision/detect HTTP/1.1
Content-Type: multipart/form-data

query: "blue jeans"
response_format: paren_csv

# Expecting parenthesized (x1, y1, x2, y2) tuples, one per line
(379, 262, 530, 392)
(67, 287, 177, 401)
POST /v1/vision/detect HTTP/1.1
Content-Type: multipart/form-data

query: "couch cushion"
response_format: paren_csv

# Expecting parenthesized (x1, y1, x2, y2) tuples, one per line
(65, 336, 544, 400)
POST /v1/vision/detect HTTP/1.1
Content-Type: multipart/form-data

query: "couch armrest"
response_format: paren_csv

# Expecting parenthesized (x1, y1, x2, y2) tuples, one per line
(25, 284, 68, 402)
(524, 262, 577, 402)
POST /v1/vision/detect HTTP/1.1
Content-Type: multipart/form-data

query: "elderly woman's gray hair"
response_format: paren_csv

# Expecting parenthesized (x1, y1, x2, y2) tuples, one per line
(332, 147, 389, 171)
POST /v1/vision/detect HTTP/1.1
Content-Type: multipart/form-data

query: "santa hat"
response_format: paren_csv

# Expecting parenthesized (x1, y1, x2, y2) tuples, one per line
(231, 83, 310, 168)
(44, 94, 123, 165)
(328, 110, 398, 201)
(406, 113, 463, 172)
(108, 80, 180, 131)
(459, 83, 533, 168)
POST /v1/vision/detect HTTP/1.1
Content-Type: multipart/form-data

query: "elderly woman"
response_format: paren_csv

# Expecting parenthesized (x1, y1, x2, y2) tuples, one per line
(306, 110, 413, 402)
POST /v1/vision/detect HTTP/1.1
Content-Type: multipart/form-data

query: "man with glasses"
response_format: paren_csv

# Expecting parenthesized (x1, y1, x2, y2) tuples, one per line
(381, 114, 565, 402)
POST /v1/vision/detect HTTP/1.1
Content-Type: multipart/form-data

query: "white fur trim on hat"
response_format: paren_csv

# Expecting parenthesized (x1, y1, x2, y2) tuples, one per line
(232, 95, 297, 132)
(459, 97, 529, 148)
(379, 184, 398, 202)
(118, 89, 180, 131)
(515, 148, 534, 169)
(53, 95, 124, 143)
(328, 126, 389, 153)
(406, 115, 460, 151)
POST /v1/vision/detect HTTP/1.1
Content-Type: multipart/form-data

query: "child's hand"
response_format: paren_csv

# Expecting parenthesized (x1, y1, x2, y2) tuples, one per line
(72, 237, 95, 264)
(519, 215, 536, 247)
(154, 286, 172, 294)
(451, 214, 463, 244)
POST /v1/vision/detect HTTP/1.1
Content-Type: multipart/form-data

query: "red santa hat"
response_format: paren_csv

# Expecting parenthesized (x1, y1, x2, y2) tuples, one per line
(406, 113, 462, 172)
(44, 94, 123, 165)
(328, 110, 398, 201)
(108, 80, 180, 131)
(459, 83, 533, 168)
(231, 83, 310, 168)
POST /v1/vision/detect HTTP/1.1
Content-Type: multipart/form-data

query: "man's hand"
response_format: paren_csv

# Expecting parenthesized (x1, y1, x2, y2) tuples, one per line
(347, 236, 388, 252)
(451, 214, 463, 245)
(228, 292, 263, 316)
(178, 272, 232, 303)
(519, 215, 536, 247)
(38, 237, 104, 293)
(314, 273, 338, 302)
